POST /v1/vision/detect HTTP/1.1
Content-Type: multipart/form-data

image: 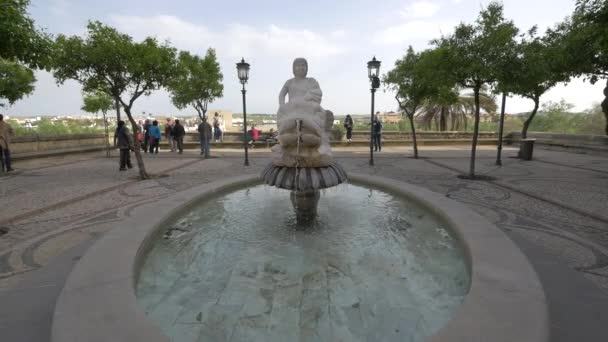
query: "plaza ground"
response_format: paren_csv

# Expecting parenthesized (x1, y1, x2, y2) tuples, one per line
(0, 145, 607, 341)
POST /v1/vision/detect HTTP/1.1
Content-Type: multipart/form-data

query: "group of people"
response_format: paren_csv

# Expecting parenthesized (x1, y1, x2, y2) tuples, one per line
(113, 118, 187, 171)
(113, 113, 225, 170)
(343, 114, 383, 151)
(0, 114, 14, 172)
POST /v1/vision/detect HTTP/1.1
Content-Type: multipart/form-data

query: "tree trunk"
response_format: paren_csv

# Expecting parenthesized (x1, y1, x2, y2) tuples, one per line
(102, 110, 110, 158)
(521, 96, 540, 140)
(408, 112, 419, 159)
(124, 107, 149, 180)
(602, 79, 608, 136)
(115, 97, 121, 121)
(440, 106, 447, 131)
(495, 92, 507, 166)
(469, 85, 481, 178)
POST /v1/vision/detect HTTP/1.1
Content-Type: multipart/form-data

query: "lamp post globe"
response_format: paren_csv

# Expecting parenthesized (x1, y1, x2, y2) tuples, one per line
(236, 58, 250, 166)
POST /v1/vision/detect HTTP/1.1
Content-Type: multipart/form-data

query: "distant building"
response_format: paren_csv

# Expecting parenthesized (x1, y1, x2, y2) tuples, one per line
(377, 111, 402, 124)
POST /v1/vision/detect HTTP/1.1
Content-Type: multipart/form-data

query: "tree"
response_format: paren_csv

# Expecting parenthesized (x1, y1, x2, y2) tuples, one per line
(384, 46, 426, 158)
(167, 49, 223, 158)
(433, 1, 518, 178)
(53, 21, 177, 179)
(569, 0, 608, 135)
(82, 91, 113, 157)
(510, 27, 570, 145)
(0, 58, 35, 107)
(0, 0, 51, 106)
(0, 0, 51, 68)
(418, 87, 497, 131)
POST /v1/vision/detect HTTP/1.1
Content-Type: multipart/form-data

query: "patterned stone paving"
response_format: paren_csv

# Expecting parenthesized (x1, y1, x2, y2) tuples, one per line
(0, 146, 607, 341)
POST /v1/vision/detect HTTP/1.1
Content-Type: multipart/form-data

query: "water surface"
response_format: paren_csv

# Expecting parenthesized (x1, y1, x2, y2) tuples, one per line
(137, 184, 469, 342)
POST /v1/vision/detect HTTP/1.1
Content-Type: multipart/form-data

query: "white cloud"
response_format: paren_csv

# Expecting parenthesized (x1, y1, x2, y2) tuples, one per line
(374, 20, 456, 45)
(400, 1, 441, 19)
(109, 15, 347, 59)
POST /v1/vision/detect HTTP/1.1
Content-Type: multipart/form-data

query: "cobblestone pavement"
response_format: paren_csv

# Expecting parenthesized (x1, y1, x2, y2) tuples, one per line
(0, 146, 607, 341)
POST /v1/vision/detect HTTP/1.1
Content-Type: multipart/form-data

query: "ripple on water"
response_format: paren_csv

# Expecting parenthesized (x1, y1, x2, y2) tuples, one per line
(137, 184, 470, 342)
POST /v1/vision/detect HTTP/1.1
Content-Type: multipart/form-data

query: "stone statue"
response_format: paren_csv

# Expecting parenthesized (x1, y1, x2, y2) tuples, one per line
(272, 58, 334, 167)
(262, 57, 347, 210)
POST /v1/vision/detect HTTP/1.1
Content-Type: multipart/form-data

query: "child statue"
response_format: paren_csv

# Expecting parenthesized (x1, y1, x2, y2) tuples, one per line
(273, 58, 334, 167)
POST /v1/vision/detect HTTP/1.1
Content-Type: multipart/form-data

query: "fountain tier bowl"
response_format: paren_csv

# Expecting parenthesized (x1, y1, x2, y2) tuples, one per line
(51, 174, 548, 342)
(261, 162, 347, 191)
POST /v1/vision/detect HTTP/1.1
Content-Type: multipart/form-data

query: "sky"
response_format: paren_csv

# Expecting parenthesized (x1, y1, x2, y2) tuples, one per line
(4, 0, 605, 117)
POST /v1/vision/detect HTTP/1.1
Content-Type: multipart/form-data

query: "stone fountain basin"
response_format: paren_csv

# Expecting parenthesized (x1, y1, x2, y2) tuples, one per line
(51, 174, 548, 342)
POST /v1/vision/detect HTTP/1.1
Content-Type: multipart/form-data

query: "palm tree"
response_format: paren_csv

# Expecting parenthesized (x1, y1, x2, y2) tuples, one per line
(418, 87, 497, 131)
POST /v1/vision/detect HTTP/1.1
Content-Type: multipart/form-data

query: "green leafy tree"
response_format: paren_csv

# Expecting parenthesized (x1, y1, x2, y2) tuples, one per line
(82, 91, 114, 156)
(167, 48, 223, 158)
(568, 0, 608, 134)
(53, 21, 177, 179)
(0, 0, 51, 68)
(0, 0, 51, 107)
(413, 47, 461, 132)
(0, 58, 35, 107)
(169, 49, 224, 120)
(434, 1, 518, 178)
(510, 27, 571, 143)
(384, 46, 426, 158)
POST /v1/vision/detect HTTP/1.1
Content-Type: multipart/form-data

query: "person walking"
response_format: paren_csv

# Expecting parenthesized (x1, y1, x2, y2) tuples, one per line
(0, 114, 14, 172)
(148, 120, 161, 154)
(372, 114, 383, 152)
(172, 119, 186, 154)
(113, 120, 134, 171)
(198, 117, 212, 157)
(164, 118, 175, 152)
(213, 112, 222, 142)
(344, 114, 353, 142)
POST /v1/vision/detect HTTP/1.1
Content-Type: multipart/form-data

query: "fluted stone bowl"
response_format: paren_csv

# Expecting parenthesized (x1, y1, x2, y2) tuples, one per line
(261, 162, 347, 191)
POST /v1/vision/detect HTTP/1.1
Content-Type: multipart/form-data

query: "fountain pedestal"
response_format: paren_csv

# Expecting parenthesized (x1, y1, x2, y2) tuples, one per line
(290, 190, 320, 223)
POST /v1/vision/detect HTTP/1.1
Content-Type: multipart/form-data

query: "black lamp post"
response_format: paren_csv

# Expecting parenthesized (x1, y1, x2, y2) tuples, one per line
(236, 58, 250, 166)
(367, 56, 381, 166)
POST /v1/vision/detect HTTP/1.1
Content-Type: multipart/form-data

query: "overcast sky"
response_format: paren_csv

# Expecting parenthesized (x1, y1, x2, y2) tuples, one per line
(4, 0, 605, 117)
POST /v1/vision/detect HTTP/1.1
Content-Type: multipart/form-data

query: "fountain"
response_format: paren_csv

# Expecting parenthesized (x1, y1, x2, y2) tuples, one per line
(49, 58, 548, 342)
(261, 58, 347, 222)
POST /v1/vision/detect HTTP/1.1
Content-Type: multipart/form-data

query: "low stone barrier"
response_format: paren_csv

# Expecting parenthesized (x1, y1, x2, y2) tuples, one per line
(505, 132, 608, 156)
(11, 134, 108, 159)
(214, 130, 497, 142)
(6, 132, 500, 160)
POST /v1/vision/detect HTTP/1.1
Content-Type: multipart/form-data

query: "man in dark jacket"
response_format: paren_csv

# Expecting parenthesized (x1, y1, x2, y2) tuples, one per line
(172, 119, 186, 154)
(198, 118, 212, 157)
(142, 119, 151, 153)
(113, 120, 134, 170)
(372, 114, 383, 152)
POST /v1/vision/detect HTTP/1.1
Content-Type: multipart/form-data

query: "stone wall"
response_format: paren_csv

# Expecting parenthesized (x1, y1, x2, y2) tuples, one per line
(11, 134, 108, 159)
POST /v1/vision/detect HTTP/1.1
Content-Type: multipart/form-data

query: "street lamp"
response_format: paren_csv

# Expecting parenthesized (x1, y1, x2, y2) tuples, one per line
(236, 58, 250, 166)
(367, 56, 381, 166)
